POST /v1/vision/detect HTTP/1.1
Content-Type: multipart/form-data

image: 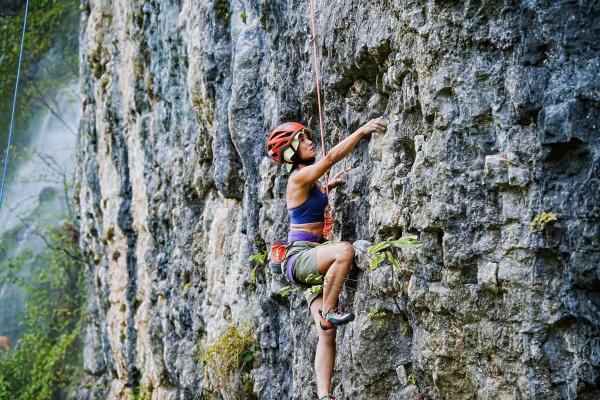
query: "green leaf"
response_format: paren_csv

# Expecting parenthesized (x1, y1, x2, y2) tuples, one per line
(385, 251, 399, 271)
(278, 285, 298, 298)
(407, 372, 417, 385)
(243, 353, 254, 363)
(368, 241, 391, 254)
(249, 265, 257, 284)
(390, 235, 421, 250)
(248, 251, 267, 266)
(369, 253, 385, 270)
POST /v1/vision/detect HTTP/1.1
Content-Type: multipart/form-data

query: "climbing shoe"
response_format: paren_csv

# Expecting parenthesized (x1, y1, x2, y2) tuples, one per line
(319, 308, 355, 330)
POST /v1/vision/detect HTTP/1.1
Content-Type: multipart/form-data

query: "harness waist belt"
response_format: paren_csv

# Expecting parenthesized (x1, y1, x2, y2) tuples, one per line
(287, 231, 324, 244)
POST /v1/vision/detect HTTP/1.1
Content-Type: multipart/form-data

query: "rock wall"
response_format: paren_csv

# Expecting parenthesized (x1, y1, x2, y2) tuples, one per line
(75, 0, 600, 399)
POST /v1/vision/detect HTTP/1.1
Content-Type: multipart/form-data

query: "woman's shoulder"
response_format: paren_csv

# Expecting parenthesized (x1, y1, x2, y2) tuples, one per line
(288, 170, 318, 188)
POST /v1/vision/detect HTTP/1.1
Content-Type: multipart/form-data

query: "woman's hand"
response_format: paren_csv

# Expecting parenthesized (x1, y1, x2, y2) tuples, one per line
(324, 169, 348, 190)
(357, 117, 387, 137)
(292, 117, 387, 186)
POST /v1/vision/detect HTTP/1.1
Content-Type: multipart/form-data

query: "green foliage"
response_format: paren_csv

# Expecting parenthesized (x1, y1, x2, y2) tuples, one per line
(240, 12, 248, 23)
(0, 221, 85, 400)
(0, 0, 79, 96)
(198, 325, 257, 392)
(248, 251, 267, 285)
(248, 251, 267, 265)
(530, 212, 557, 232)
(0, 376, 8, 398)
(278, 285, 299, 298)
(131, 385, 152, 400)
(367, 308, 390, 321)
(367, 235, 421, 271)
(0, 0, 79, 170)
(215, 0, 230, 20)
(407, 372, 417, 386)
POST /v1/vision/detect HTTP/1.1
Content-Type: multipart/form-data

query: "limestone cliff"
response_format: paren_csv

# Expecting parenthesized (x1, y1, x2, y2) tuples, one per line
(75, 0, 600, 399)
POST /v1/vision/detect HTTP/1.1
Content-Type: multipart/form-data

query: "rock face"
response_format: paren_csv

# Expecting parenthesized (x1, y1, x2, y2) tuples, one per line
(75, 0, 600, 399)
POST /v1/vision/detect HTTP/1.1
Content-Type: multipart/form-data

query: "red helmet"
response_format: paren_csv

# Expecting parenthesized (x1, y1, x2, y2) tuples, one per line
(266, 122, 309, 164)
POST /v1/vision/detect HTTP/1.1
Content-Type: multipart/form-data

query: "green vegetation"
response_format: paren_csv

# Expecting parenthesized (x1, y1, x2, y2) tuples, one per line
(131, 385, 152, 400)
(0, 220, 86, 400)
(248, 250, 267, 285)
(278, 285, 299, 298)
(367, 235, 421, 271)
(407, 372, 417, 386)
(0, 0, 79, 174)
(0, 3, 82, 398)
(215, 0, 230, 20)
(240, 12, 248, 23)
(197, 325, 257, 392)
(0, 0, 79, 102)
(530, 212, 557, 232)
(367, 308, 390, 321)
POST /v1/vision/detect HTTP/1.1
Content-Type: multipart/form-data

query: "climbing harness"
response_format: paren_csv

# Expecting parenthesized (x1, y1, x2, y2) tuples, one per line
(0, 0, 29, 209)
(308, 0, 334, 239)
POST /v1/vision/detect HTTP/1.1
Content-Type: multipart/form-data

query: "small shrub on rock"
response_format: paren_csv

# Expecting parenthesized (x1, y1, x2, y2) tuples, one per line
(198, 325, 257, 393)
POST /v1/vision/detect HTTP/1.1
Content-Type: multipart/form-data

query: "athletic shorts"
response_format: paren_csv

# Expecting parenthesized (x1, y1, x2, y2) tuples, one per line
(283, 240, 337, 307)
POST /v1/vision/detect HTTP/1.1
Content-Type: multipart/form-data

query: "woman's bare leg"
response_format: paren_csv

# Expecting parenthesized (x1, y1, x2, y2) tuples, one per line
(315, 242, 354, 313)
(310, 295, 336, 398)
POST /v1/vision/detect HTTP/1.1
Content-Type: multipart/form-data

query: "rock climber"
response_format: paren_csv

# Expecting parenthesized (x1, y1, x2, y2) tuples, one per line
(266, 117, 387, 400)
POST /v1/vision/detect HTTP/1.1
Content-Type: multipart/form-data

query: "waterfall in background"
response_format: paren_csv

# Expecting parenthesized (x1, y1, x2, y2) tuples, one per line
(0, 80, 80, 342)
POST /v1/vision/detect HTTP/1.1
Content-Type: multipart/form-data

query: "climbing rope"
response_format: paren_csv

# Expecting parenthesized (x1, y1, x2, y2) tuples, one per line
(0, 0, 30, 209)
(308, 0, 335, 239)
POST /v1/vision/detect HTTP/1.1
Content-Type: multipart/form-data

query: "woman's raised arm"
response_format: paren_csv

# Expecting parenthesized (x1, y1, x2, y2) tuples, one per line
(290, 117, 387, 187)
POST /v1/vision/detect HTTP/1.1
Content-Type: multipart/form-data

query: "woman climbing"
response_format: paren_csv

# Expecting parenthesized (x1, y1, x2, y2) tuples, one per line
(266, 117, 387, 399)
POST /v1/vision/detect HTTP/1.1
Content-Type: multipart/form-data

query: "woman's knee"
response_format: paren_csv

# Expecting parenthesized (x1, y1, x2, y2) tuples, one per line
(334, 242, 354, 264)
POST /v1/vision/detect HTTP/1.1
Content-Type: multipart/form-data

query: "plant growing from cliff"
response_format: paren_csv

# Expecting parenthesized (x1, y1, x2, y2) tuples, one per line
(367, 308, 390, 321)
(248, 250, 267, 285)
(367, 235, 421, 271)
(278, 285, 299, 298)
(530, 212, 557, 232)
(131, 385, 152, 400)
(215, 0, 230, 20)
(198, 325, 257, 392)
(240, 11, 248, 23)
(407, 372, 417, 386)
(0, 220, 85, 400)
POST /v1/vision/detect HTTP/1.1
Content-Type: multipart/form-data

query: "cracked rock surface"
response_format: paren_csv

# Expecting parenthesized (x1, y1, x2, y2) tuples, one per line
(75, 0, 600, 399)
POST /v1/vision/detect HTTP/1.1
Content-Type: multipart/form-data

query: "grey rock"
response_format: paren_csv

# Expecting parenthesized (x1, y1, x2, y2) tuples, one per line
(75, 1, 600, 399)
(477, 261, 498, 293)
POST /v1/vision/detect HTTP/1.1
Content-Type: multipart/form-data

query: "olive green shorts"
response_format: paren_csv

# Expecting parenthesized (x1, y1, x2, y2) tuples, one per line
(284, 241, 337, 307)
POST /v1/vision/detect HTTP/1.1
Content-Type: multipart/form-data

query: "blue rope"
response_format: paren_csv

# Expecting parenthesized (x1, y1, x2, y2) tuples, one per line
(0, 0, 30, 209)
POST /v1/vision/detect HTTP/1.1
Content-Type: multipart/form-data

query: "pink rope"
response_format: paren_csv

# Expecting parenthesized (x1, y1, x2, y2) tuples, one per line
(309, 0, 327, 166)
(309, 0, 334, 239)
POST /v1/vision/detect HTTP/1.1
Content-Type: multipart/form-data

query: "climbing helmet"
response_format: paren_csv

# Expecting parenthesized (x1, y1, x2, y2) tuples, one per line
(266, 122, 312, 166)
